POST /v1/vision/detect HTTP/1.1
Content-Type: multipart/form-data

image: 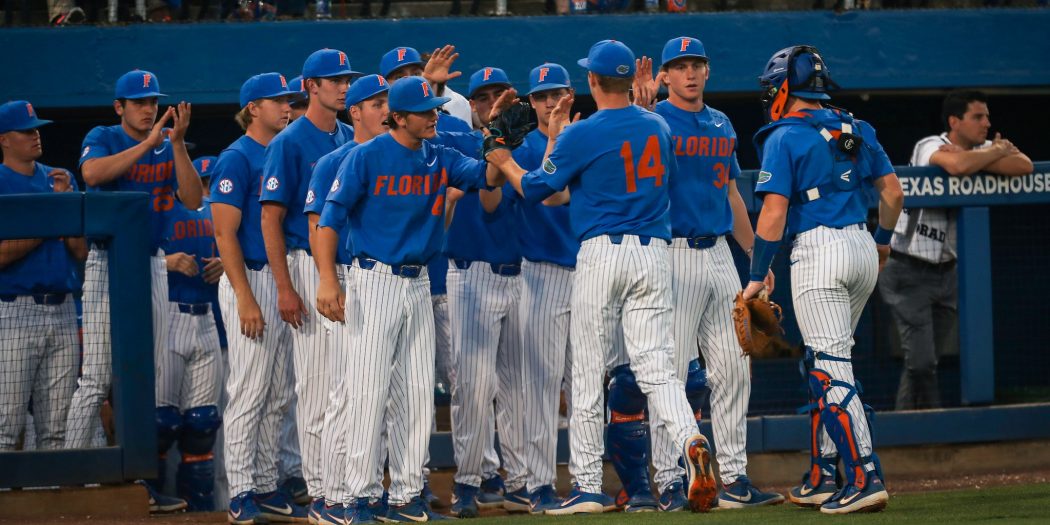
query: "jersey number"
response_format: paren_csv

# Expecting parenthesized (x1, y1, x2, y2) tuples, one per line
(621, 136, 664, 193)
(713, 162, 729, 189)
(152, 186, 175, 212)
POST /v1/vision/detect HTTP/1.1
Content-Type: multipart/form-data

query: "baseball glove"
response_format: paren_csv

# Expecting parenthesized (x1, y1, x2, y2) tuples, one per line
(732, 292, 794, 359)
(483, 101, 535, 156)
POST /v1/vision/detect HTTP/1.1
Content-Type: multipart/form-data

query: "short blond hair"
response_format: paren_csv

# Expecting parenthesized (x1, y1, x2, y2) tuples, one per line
(234, 105, 254, 131)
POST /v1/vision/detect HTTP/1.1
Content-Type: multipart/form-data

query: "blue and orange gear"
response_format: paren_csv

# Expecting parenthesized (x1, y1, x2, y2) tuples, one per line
(607, 365, 653, 502)
(176, 405, 221, 511)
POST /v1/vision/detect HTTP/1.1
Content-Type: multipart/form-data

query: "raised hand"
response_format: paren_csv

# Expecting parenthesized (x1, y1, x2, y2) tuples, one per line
(632, 56, 658, 111)
(547, 93, 577, 139)
(169, 101, 192, 145)
(147, 106, 175, 149)
(423, 45, 462, 86)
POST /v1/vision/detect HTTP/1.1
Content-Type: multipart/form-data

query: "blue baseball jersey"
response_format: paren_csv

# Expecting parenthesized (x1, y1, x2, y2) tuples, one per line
(437, 112, 473, 134)
(0, 163, 80, 295)
(260, 117, 354, 251)
(306, 141, 360, 266)
(209, 136, 269, 265)
(79, 125, 181, 252)
(519, 105, 678, 242)
(431, 130, 482, 158)
(755, 108, 894, 236)
(655, 100, 741, 238)
(164, 201, 218, 305)
(320, 133, 490, 266)
(444, 190, 521, 265)
(508, 128, 578, 267)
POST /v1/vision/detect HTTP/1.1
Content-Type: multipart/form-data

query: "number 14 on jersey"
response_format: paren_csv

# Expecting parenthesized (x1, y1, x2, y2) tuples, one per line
(621, 135, 664, 193)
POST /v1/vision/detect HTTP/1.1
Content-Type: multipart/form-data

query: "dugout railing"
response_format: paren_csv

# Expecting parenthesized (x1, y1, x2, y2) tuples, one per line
(0, 192, 154, 488)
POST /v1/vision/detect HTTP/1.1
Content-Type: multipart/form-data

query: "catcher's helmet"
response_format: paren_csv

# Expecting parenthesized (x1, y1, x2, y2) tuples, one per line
(759, 45, 840, 122)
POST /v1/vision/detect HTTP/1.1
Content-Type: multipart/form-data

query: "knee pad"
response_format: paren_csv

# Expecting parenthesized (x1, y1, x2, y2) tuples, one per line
(607, 365, 651, 497)
(608, 365, 646, 416)
(156, 405, 182, 455)
(685, 360, 709, 422)
(177, 405, 221, 457)
(807, 367, 873, 488)
(176, 457, 216, 511)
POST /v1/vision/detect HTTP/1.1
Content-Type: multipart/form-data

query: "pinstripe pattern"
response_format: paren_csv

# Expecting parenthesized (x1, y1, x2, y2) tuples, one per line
(278, 403, 302, 481)
(286, 248, 332, 498)
(520, 260, 574, 492)
(569, 236, 697, 492)
(447, 263, 527, 490)
(791, 225, 878, 459)
(321, 268, 352, 504)
(220, 266, 294, 495)
(65, 249, 169, 448)
(433, 295, 452, 402)
(0, 297, 78, 450)
(157, 303, 222, 410)
(342, 264, 435, 506)
(651, 237, 752, 488)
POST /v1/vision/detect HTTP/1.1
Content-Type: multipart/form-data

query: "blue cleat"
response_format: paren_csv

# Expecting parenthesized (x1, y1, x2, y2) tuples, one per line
(449, 483, 479, 518)
(658, 482, 687, 512)
(345, 499, 378, 524)
(138, 480, 188, 514)
(257, 489, 310, 522)
(788, 470, 839, 507)
(368, 495, 388, 520)
(625, 491, 658, 513)
(316, 502, 347, 525)
(386, 496, 451, 521)
(229, 491, 268, 524)
(683, 434, 718, 512)
(528, 485, 562, 515)
(308, 498, 325, 524)
(476, 476, 505, 509)
(819, 471, 888, 515)
(503, 487, 530, 513)
(716, 476, 785, 509)
(544, 487, 607, 515)
(422, 481, 443, 509)
(280, 477, 312, 506)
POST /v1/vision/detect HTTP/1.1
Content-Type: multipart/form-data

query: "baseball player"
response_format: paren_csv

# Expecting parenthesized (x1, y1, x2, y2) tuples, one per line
(484, 40, 717, 514)
(508, 63, 579, 514)
(380, 45, 473, 128)
(0, 101, 84, 452)
(210, 72, 304, 524)
(314, 75, 506, 523)
(157, 155, 225, 512)
(744, 45, 903, 514)
(259, 48, 356, 520)
(68, 69, 201, 514)
(445, 65, 531, 518)
(627, 37, 783, 510)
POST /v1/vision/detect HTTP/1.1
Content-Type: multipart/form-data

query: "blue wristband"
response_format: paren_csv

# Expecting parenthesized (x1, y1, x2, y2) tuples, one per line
(749, 235, 780, 282)
(873, 226, 893, 245)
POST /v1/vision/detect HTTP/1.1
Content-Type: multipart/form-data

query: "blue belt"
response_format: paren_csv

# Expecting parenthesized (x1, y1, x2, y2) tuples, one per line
(244, 260, 267, 271)
(681, 236, 718, 250)
(177, 303, 210, 315)
(452, 259, 522, 276)
(356, 257, 424, 278)
(0, 293, 67, 305)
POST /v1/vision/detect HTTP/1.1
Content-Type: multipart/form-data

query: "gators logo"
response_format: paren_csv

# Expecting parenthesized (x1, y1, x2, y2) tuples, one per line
(757, 170, 772, 184)
(543, 158, 557, 174)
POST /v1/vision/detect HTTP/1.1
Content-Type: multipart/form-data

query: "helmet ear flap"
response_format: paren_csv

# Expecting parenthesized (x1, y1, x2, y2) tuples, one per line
(768, 78, 790, 122)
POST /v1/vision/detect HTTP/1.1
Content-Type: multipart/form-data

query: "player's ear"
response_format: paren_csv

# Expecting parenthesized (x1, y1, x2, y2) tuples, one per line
(113, 99, 124, 117)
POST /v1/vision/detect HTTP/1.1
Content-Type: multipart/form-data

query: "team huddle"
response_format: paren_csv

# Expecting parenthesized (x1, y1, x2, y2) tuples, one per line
(0, 35, 906, 525)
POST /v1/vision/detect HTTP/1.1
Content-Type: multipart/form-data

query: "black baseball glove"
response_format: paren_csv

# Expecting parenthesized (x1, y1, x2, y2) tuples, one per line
(483, 101, 536, 156)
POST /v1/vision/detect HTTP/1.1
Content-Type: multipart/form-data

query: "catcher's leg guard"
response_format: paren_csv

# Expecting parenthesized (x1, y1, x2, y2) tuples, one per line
(153, 406, 182, 492)
(796, 353, 840, 488)
(176, 405, 220, 511)
(807, 365, 878, 491)
(685, 360, 709, 426)
(607, 365, 653, 501)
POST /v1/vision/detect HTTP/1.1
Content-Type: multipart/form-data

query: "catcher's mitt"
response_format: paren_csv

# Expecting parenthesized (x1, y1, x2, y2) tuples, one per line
(483, 101, 535, 156)
(732, 292, 795, 359)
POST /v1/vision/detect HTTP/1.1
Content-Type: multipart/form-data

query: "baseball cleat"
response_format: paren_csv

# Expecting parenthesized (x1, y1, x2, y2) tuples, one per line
(683, 434, 718, 512)
(788, 471, 839, 507)
(544, 487, 607, 515)
(139, 480, 188, 514)
(819, 471, 888, 515)
(386, 496, 451, 521)
(449, 483, 479, 518)
(317, 502, 348, 525)
(345, 499, 377, 524)
(257, 490, 310, 522)
(715, 476, 785, 509)
(308, 498, 325, 525)
(280, 477, 312, 506)
(422, 481, 444, 509)
(229, 491, 269, 524)
(503, 487, 531, 512)
(624, 492, 658, 513)
(658, 482, 687, 512)
(528, 485, 562, 514)
(476, 476, 505, 509)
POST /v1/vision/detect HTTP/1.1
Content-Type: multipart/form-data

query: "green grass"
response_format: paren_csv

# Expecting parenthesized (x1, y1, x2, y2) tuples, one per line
(468, 483, 1050, 524)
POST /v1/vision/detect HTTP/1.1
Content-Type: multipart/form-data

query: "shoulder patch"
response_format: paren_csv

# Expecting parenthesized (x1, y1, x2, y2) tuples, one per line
(265, 176, 280, 192)
(757, 171, 772, 184)
(330, 179, 340, 193)
(305, 190, 316, 205)
(218, 178, 234, 195)
(542, 158, 557, 175)
(81, 146, 90, 158)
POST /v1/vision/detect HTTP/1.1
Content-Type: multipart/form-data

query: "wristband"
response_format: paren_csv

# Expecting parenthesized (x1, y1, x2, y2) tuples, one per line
(749, 234, 780, 282)
(873, 226, 893, 246)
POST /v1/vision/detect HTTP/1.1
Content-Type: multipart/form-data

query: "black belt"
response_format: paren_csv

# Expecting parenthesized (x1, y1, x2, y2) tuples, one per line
(0, 293, 68, 305)
(452, 259, 521, 276)
(607, 234, 669, 246)
(356, 257, 424, 278)
(890, 251, 956, 272)
(244, 260, 267, 271)
(90, 240, 109, 250)
(679, 236, 718, 250)
(177, 303, 210, 315)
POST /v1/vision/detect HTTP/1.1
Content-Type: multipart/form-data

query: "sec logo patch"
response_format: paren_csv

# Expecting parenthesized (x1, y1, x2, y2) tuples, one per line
(266, 177, 280, 191)
(330, 179, 340, 193)
(218, 179, 234, 194)
(306, 190, 315, 204)
(81, 146, 90, 158)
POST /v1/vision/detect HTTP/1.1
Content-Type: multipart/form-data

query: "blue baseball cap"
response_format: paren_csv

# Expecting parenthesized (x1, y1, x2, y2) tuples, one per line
(115, 70, 166, 100)
(287, 75, 308, 106)
(193, 156, 218, 178)
(577, 40, 636, 78)
(660, 37, 708, 69)
(239, 72, 300, 108)
(302, 48, 361, 79)
(467, 67, 512, 98)
(380, 47, 424, 78)
(526, 63, 571, 95)
(0, 101, 52, 133)
(346, 74, 390, 108)
(388, 76, 450, 112)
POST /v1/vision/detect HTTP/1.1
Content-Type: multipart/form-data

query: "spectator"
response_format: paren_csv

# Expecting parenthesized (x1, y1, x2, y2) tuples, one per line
(880, 90, 1033, 410)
